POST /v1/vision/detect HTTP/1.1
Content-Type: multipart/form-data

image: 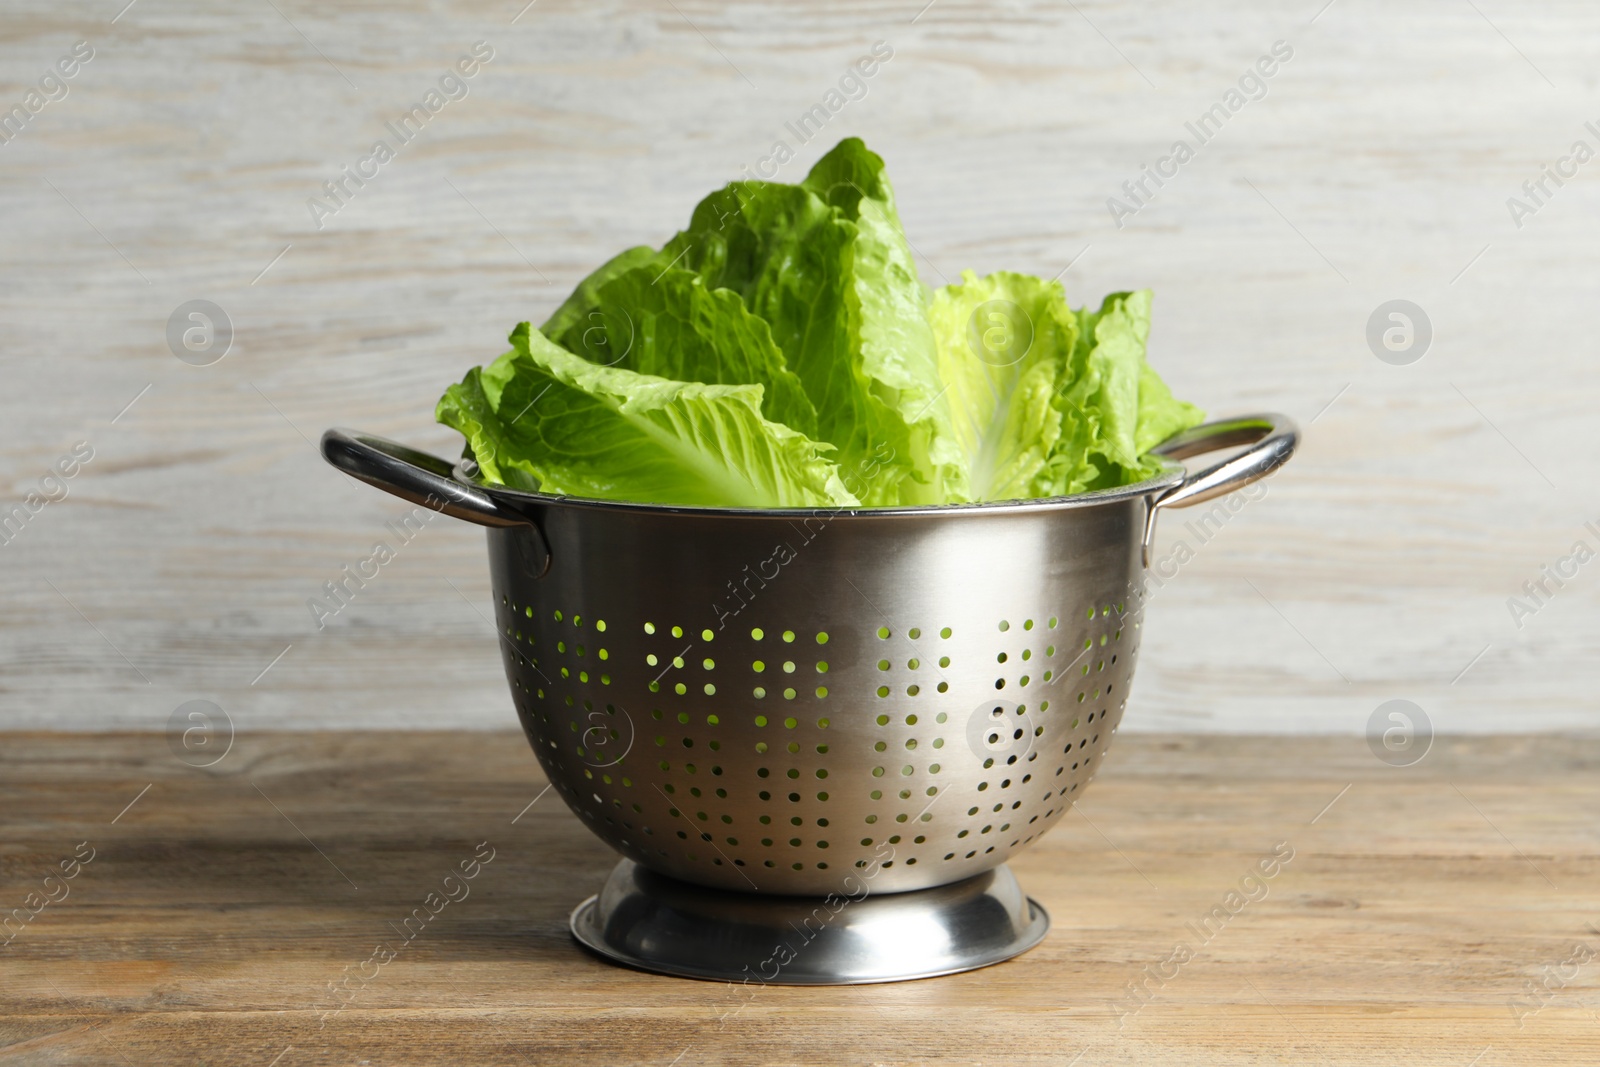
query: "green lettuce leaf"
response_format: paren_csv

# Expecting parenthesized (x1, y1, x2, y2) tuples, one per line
(801, 139, 964, 504)
(540, 244, 659, 341)
(436, 324, 857, 508)
(655, 179, 917, 504)
(541, 265, 819, 439)
(928, 271, 1079, 501)
(1036, 290, 1204, 496)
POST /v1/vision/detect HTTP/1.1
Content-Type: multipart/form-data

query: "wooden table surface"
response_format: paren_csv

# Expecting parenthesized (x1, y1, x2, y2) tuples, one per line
(2, 731, 1596, 1066)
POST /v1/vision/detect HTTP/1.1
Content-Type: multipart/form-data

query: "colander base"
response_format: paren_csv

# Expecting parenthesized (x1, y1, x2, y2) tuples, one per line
(570, 859, 1049, 985)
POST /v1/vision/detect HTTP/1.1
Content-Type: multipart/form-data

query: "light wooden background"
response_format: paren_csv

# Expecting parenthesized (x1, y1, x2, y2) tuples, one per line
(2, 0, 1596, 733)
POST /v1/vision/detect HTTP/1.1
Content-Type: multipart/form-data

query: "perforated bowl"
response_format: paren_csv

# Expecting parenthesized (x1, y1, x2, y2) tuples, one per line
(323, 414, 1295, 898)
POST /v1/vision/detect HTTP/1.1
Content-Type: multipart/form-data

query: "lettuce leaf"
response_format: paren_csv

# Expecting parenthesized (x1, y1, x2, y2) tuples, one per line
(928, 271, 1078, 501)
(1037, 290, 1205, 495)
(541, 265, 819, 439)
(540, 244, 660, 341)
(436, 324, 857, 508)
(654, 177, 916, 503)
(801, 139, 964, 504)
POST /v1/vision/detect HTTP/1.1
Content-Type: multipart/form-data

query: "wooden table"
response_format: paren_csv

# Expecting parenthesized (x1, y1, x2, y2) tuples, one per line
(2, 732, 1595, 1065)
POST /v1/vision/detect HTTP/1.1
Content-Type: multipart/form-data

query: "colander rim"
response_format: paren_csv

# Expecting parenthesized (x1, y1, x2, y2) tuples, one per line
(450, 456, 1189, 520)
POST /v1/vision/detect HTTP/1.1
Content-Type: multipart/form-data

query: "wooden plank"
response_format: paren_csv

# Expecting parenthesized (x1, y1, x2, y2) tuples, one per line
(1, 1, 1597, 732)
(1, 732, 1596, 1064)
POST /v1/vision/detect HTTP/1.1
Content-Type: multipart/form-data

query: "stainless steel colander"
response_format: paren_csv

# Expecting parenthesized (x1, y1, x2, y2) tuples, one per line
(323, 413, 1296, 981)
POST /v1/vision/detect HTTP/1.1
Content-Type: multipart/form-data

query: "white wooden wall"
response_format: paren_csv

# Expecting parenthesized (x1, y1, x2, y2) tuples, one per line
(2, 0, 1595, 734)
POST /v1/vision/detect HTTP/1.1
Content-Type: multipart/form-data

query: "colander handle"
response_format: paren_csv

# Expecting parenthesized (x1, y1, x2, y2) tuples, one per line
(320, 428, 529, 528)
(1150, 412, 1298, 511)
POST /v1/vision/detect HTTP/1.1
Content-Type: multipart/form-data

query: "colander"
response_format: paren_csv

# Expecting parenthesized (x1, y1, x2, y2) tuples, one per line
(321, 412, 1296, 983)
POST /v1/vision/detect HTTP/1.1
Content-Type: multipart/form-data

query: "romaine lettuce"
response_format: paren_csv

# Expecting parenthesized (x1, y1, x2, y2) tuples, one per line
(436, 139, 1205, 509)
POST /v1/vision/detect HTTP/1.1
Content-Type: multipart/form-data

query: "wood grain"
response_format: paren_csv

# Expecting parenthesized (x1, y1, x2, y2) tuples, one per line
(1, 731, 1598, 1065)
(0, 0, 1598, 731)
